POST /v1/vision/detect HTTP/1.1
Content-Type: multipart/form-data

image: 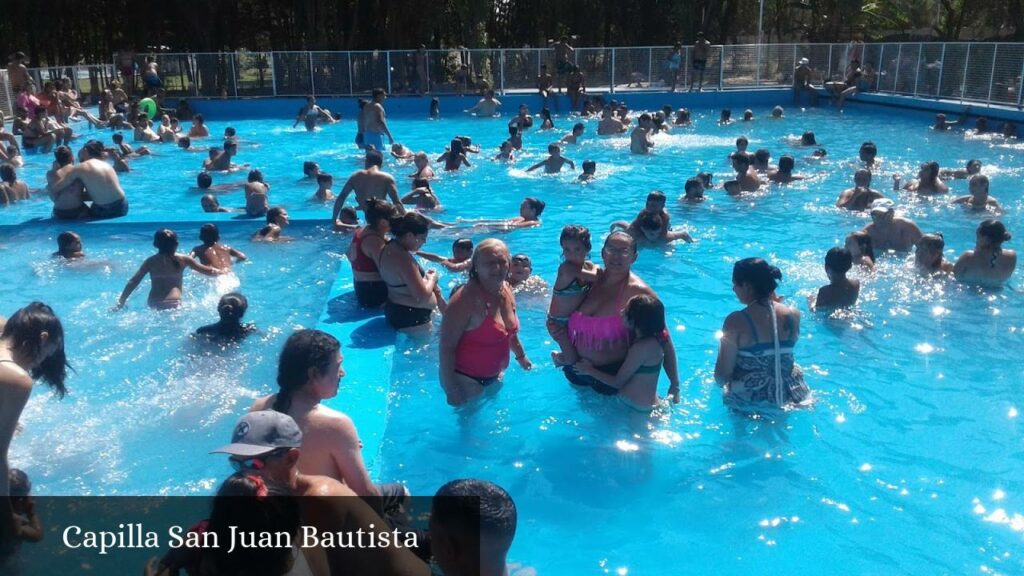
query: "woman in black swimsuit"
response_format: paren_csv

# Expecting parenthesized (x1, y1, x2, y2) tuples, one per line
(378, 212, 445, 331)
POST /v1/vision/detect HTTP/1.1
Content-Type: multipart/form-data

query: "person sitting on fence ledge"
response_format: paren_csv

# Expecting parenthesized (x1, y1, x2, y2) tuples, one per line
(690, 32, 711, 92)
(361, 88, 396, 151)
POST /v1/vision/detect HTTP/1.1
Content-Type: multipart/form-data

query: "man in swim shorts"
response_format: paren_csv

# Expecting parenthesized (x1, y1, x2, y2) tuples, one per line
(46, 146, 88, 219)
(47, 140, 129, 219)
(690, 32, 711, 92)
(551, 36, 575, 93)
(6, 52, 30, 93)
(333, 148, 405, 215)
(141, 56, 161, 94)
(360, 88, 395, 152)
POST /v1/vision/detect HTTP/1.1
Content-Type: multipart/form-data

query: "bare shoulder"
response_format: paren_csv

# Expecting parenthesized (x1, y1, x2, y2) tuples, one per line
(250, 395, 274, 411)
(0, 365, 33, 395)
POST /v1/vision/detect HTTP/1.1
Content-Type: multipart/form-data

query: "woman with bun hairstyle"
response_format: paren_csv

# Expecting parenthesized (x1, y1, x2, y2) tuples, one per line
(954, 220, 1017, 288)
(714, 258, 810, 409)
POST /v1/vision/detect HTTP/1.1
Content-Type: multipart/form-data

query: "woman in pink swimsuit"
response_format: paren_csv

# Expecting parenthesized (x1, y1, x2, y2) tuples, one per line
(440, 238, 531, 406)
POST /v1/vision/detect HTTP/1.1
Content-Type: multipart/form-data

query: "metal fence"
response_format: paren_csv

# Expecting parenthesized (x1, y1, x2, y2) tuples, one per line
(6, 42, 1024, 114)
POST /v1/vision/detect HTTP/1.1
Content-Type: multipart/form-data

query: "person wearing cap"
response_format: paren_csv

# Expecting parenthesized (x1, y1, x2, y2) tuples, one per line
(211, 411, 429, 576)
(862, 199, 923, 252)
(836, 169, 885, 211)
(793, 57, 819, 105)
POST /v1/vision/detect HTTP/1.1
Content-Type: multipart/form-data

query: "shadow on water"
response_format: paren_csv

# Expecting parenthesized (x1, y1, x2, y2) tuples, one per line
(324, 291, 385, 325)
(348, 317, 397, 349)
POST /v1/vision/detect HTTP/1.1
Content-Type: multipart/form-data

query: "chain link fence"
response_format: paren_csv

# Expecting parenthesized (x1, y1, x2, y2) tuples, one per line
(10, 43, 1024, 116)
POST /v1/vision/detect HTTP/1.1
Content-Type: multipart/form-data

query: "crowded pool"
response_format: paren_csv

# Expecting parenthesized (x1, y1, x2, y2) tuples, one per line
(3, 98, 1022, 574)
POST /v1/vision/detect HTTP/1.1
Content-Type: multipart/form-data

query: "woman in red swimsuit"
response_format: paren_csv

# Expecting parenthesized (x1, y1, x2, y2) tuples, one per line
(348, 198, 396, 308)
(440, 239, 532, 406)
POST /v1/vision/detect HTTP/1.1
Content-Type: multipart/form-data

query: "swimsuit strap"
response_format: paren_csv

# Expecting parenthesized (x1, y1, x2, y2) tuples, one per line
(990, 248, 1000, 269)
(739, 310, 760, 342)
(768, 301, 785, 408)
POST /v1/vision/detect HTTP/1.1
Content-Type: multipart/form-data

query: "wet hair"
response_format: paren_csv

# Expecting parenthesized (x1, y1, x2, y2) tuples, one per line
(315, 172, 333, 185)
(573, 122, 584, 133)
(523, 197, 545, 217)
(646, 190, 666, 205)
(266, 207, 286, 225)
(273, 329, 341, 412)
(83, 140, 105, 159)
(432, 479, 517, 551)
(224, 127, 236, 137)
(639, 113, 652, 123)
(56, 231, 79, 253)
(736, 136, 749, 148)
(676, 109, 691, 122)
(389, 211, 431, 237)
(640, 212, 665, 231)
(918, 232, 945, 253)
(604, 230, 638, 254)
(372, 88, 386, 99)
(450, 138, 464, 155)
(978, 219, 1011, 247)
(1, 302, 69, 396)
(848, 231, 875, 261)
(302, 161, 319, 176)
(825, 247, 853, 275)
(582, 160, 596, 174)
(967, 159, 982, 172)
(720, 109, 731, 121)
(560, 224, 592, 251)
(921, 161, 940, 180)
(364, 198, 398, 229)
(338, 206, 358, 223)
(112, 132, 124, 144)
(511, 253, 531, 267)
(365, 148, 384, 168)
(624, 294, 666, 338)
(247, 169, 263, 183)
(684, 177, 704, 198)
(743, 109, 754, 120)
(0, 164, 15, 184)
(453, 238, 474, 252)
(778, 155, 795, 172)
(54, 145, 73, 166)
(801, 131, 817, 145)
(199, 223, 220, 244)
(217, 292, 248, 323)
(970, 173, 989, 193)
(192, 113, 205, 125)
(178, 136, 191, 149)
(754, 149, 770, 164)
(9, 468, 31, 497)
(771, 105, 784, 117)
(207, 473, 300, 576)
(698, 172, 713, 188)
(732, 257, 782, 300)
(860, 141, 877, 156)
(153, 229, 181, 268)
(546, 143, 560, 155)
(201, 195, 219, 210)
(197, 172, 213, 188)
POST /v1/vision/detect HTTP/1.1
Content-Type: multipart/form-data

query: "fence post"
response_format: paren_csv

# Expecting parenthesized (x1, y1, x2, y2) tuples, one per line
(309, 52, 316, 95)
(959, 43, 970, 102)
(826, 44, 832, 82)
(347, 53, 354, 96)
(606, 47, 614, 93)
(986, 44, 998, 104)
(499, 50, 505, 95)
(876, 44, 885, 92)
(648, 47, 653, 89)
(913, 43, 923, 96)
(792, 44, 797, 78)
(230, 53, 238, 98)
(1017, 54, 1024, 108)
(894, 44, 902, 94)
(192, 55, 200, 97)
(385, 51, 393, 94)
(756, 44, 762, 87)
(683, 46, 690, 89)
(269, 53, 277, 96)
(719, 45, 725, 89)
(935, 43, 947, 98)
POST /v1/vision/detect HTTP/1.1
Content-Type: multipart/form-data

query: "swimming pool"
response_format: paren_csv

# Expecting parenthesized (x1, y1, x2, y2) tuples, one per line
(3, 100, 1023, 574)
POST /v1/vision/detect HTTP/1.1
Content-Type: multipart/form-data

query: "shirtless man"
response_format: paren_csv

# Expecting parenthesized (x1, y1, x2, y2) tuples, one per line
(767, 155, 807, 184)
(360, 88, 395, 152)
(244, 169, 271, 217)
(551, 36, 575, 93)
(932, 108, 970, 131)
(727, 153, 763, 193)
(836, 169, 885, 210)
(862, 199, 923, 252)
(205, 140, 239, 171)
(630, 113, 655, 154)
(597, 107, 627, 135)
(46, 146, 88, 219)
(141, 57, 161, 95)
(896, 161, 948, 195)
(0, 165, 29, 203)
(536, 64, 554, 107)
(526, 143, 575, 173)
(188, 114, 210, 138)
(793, 58, 819, 105)
(6, 52, 31, 93)
(464, 89, 501, 116)
(333, 148, 404, 217)
(190, 223, 247, 269)
(210, 411, 429, 576)
(690, 32, 711, 92)
(952, 174, 1001, 212)
(48, 140, 128, 218)
(939, 159, 981, 180)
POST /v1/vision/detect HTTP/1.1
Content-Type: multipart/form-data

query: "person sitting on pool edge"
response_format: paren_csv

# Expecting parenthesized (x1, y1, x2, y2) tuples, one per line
(116, 229, 225, 310)
(862, 199, 922, 252)
(953, 219, 1017, 288)
(52, 231, 85, 259)
(195, 292, 256, 341)
(914, 233, 954, 276)
(574, 294, 678, 410)
(952, 174, 1001, 213)
(250, 329, 411, 515)
(253, 207, 289, 242)
(190, 223, 247, 270)
(836, 169, 885, 211)
(526, 143, 574, 174)
(811, 247, 859, 310)
(440, 239, 530, 406)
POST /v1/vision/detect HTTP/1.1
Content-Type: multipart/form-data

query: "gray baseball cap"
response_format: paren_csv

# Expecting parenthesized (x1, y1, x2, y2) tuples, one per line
(211, 411, 303, 457)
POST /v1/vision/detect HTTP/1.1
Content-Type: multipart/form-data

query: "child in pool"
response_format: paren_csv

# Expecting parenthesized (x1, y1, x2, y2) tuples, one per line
(495, 140, 515, 162)
(577, 159, 596, 182)
(417, 237, 473, 272)
(390, 142, 414, 160)
(195, 292, 256, 340)
(313, 172, 334, 202)
(429, 98, 440, 119)
(409, 152, 436, 180)
(333, 206, 359, 232)
(526, 143, 575, 174)
(811, 247, 860, 310)
(548, 225, 600, 366)
(53, 231, 85, 259)
(574, 294, 680, 408)
(200, 194, 231, 213)
(401, 178, 442, 211)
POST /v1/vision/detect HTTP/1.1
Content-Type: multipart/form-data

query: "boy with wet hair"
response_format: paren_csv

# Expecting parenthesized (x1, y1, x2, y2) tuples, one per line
(525, 143, 575, 174)
(418, 237, 474, 272)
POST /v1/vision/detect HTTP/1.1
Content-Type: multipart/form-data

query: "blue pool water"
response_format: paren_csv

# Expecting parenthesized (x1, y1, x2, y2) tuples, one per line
(3, 102, 1023, 574)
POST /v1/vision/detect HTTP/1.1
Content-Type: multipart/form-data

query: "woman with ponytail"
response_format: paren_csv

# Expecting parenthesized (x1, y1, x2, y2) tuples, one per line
(714, 258, 810, 410)
(954, 219, 1017, 288)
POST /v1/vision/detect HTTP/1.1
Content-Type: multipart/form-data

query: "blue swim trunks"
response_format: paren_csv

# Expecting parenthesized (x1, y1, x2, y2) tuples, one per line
(363, 131, 385, 152)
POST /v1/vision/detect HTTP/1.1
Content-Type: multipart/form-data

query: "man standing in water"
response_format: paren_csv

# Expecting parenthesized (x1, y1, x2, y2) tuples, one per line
(47, 140, 129, 218)
(333, 148, 405, 216)
(862, 199, 923, 252)
(361, 88, 396, 153)
(690, 32, 711, 92)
